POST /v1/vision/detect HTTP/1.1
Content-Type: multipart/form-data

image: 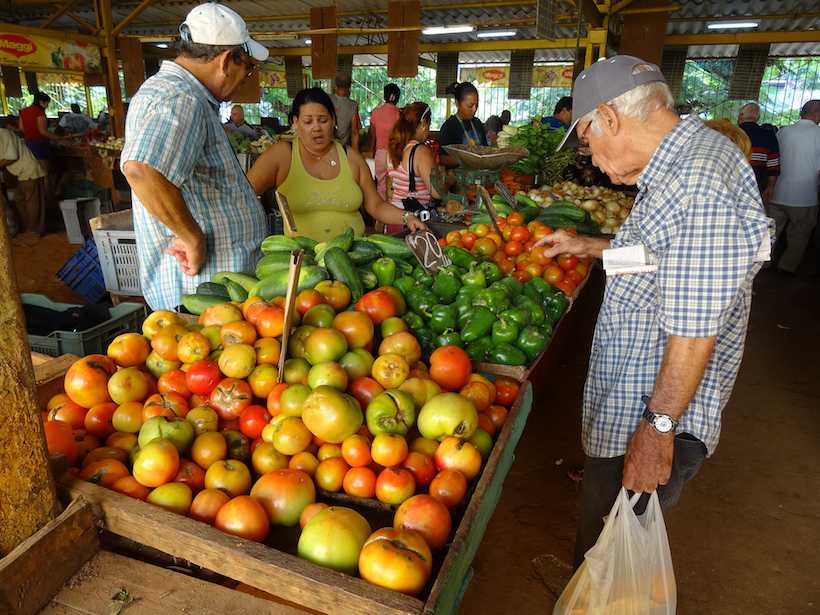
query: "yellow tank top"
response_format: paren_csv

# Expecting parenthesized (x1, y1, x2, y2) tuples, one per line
(277, 138, 366, 242)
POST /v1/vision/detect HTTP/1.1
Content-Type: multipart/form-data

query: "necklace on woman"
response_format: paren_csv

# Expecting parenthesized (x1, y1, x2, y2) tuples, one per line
(302, 141, 337, 166)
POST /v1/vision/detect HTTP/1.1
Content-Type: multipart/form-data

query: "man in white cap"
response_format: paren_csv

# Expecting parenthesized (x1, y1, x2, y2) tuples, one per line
(534, 56, 771, 568)
(121, 2, 269, 310)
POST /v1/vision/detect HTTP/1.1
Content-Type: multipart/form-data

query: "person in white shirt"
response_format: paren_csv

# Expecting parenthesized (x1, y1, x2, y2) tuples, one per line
(224, 104, 262, 139)
(0, 117, 48, 237)
(768, 100, 820, 274)
(58, 104, 98, 134)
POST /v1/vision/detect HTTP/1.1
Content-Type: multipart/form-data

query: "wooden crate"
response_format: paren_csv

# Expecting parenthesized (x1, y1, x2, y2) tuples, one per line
(16, 364, 533, 615)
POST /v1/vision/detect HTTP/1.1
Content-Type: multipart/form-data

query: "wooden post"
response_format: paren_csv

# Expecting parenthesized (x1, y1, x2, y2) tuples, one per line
(99, 0, 125, 137)
(0, 199, 60, 557)
(387, 1, 420, 78)
(310, 6, 337, 80)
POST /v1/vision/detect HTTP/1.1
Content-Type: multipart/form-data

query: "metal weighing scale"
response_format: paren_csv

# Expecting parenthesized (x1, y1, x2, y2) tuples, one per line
(425, 145, 530, 222)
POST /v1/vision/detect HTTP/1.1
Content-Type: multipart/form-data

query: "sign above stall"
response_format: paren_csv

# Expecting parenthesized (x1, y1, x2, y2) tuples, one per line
(0, 33, 102, 73)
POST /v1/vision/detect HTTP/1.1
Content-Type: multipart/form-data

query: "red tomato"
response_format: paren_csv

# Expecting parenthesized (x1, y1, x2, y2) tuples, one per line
(493, 377, 520, 408)
(497, 258, 515, 275)
(400, 451, 437, 488)
(428, 345, 471, 391)
(84, 402, 119, 440)
(393, 493, 452, 552)
(506, 212, 524, 226)
(512, 270, 532, 283)
(332, 310, 375, 349)
(157, 368, 192, 398)
(510, 225, 530, 242)
(43, 419, 78, 466)
(347, 377, 385, 410)
(185, 360, 223, 397)
(173, 458, 207, 493)
(64, 354, 115, 409)
(238, 404, 272, 439)
(250, 468, 316, 526)
(557, 254, 580, 271)
(374, 466, 416, 505)
(483, 404, 509, 431)
(434, 436, 482, 481)
(355, 290, 397, 326)
(429, 469, 468, 509)
(189, 487, 231, 525)
(376, 286, 407, 317)
(554, 279, 575, 296)
(256, 306, 286, 338)
(209, 378, 253, 421)
(460, 231, 478, 250)
(214, 495, 270, 542)
(48, 399, 87, 430)
(343, 466, 377, 498)
(111, 475, 152, 501)
(315, 280, 352, 312)
(358, 527, 434, 596)
(295, 288, 326, 315)
(565, 268, 583, 285)
(503, 240, 523, 256)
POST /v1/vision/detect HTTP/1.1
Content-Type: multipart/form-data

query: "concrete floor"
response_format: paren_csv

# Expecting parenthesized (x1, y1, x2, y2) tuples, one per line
(461, 265, 820, 614)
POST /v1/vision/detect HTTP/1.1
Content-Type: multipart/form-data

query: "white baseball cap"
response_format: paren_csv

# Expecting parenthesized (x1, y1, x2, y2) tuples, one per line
(180, 3, 269, 62)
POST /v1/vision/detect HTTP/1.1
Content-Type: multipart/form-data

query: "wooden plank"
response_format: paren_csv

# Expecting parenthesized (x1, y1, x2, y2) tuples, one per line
(1, 65, 22, 98)
(423, 381, 533, 615)
(310, 6, 337, 80)
(0, 497, 102, 615)
(387, 1, 420, 78)
(41, 550, 308, 615)
(56, 477, 423, 615)
(34, 354, 79, 411)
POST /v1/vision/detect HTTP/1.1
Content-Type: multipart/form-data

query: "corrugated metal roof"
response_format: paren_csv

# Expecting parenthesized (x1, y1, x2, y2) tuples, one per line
(1, 0, 818, 61)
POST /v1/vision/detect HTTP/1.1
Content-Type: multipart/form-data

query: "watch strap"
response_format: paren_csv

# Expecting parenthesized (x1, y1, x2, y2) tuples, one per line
(641, 395, 678, 432)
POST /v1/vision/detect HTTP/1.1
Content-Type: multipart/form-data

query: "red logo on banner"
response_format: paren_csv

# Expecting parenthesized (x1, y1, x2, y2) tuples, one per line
(482, 68, 506, 82)
(0, 34, 37, 58)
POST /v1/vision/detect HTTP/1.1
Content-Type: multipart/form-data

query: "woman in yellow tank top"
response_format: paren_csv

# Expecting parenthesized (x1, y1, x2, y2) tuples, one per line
(248, 88, 428, 242)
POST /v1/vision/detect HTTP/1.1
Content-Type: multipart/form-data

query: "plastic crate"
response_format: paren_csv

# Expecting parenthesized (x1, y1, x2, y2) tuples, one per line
(22, 293, 147, 357)
(56, 239, 108, 304)
(59, 198, 114, 244)
(90, 210, 142, 295)
(67, 179, 112, 203)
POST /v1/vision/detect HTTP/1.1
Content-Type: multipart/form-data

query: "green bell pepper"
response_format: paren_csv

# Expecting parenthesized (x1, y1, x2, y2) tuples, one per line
(454, 298, 474, 329)
(460, 306, 496, 343)
(500, 307, 531, 329)
(542, 289, 568, 317)
(488, 280, 513, 300)
(372, 257, 397, 288)
(456, 285, 481, 303)
(407, 285, 438, 318)
(515, 325, 550, 363)
(402, 311, 424, 330)
(443, 245, 479, 270)
(393, 275, 416, 299)
(525, 276, 553, 302)
(516, 296, 546, 325)
(489, 342, 527, 366)
(473, 288, 508, 315)
(465, 337, 495, 362)
(460, 266, 487, 289)
(499, 275, 524, 298)
(431, 271, 462, 304)
(435, 331, 463, 348)
(477, 260, 502, 285)
(430, 304, 458, 334)
(491, 316, 519, 346)
(414, 327, 436, 357)
(412, 264, 434, 288)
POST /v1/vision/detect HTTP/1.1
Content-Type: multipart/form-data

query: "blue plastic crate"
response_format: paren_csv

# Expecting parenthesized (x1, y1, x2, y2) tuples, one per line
(56, 239, 108, 304)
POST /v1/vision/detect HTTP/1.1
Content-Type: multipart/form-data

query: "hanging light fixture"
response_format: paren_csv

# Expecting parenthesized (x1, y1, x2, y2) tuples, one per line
(476, 30, 517, 38)
(707, 20, 760, 29)
(422, 25, 476, 35)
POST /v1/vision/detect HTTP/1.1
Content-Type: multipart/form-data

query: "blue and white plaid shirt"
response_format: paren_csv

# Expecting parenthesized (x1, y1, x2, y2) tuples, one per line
(121, 61, 266, 310)
(584, 115, 770, 458)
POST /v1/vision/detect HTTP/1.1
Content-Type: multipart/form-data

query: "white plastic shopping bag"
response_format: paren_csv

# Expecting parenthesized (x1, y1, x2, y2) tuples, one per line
(554, 488, 676, 615)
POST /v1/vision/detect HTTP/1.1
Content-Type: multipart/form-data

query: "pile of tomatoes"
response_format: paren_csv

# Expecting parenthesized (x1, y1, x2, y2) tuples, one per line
(438, 213, 593, 297)
(41, 284, 522, 597)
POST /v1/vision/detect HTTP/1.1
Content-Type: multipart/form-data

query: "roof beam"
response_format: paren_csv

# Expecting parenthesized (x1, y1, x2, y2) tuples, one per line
(579, 0, 604, 28)
(113, 0, 160, 37)
(65, 10, 98, 32)
(665, 30, 820, 46)
(0, 21, 104, 44)
(41, 0, 83, 29)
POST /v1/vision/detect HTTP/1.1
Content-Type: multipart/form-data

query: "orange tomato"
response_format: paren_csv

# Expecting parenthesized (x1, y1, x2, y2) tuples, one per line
(542, 264, 565, 285)
(449, 239, 464, 249)
(474, 237, 498, 257)
(503, 241, 523, 256)
(565, 269, 583, 285)
(501, 225, 513, 242)
(530, 246, 551, 266)
(496, 258, 515, 275)
(256, 307, 285, 338)
(510, 225, 530, 243)
(532, 226, 552, 241)
(514, 252, 531, 265)
(554, 279, 575, 296)
(437, 238, 447, 246)
(445, 230, 462, 244)
(506, 212, 524, 227)
(557, 255, 580, 271)
(461, 232, 478, 250)
(523, 262, 544, 278)
(485, 232, 503, 248)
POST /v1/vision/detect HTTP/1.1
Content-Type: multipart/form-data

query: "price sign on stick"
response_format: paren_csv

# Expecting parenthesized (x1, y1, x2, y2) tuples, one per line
(477, 185, 503, 236)
(275, 191, 297, 238)
(277, 249, 303, 383)
(406, 229, 452, 275)
(494, 180, 518, 209)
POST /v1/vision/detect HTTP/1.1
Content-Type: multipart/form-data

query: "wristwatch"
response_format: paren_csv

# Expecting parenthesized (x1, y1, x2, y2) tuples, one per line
(641, 395, 677, 434)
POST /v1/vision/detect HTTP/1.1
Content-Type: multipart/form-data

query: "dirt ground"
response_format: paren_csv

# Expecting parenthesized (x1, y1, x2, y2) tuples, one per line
(10, 214, 820, 614)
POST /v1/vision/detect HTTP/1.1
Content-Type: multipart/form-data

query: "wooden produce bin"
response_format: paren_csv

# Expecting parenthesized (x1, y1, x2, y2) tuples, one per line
(53, 145, 123, 208)
(9, 354, 534, 615)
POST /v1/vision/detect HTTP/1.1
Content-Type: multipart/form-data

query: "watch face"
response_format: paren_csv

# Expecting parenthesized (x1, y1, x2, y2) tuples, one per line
(655, 416, 674, 433)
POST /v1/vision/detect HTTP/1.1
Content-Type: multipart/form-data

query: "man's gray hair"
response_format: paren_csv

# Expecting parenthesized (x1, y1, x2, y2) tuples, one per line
(178, 40, 246, 63)
(581, 64, 675, 138)
(739, 102, 761, 123)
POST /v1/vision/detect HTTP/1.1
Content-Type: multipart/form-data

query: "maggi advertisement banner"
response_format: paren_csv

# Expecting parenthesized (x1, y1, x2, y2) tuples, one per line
(0, 33, 102, 73)
(460, 65, 573, 88)
(259, 67, 287, 89)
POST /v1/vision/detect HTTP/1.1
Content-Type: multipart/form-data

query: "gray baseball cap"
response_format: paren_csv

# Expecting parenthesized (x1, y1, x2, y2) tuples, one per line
(558, 55, 666, 150)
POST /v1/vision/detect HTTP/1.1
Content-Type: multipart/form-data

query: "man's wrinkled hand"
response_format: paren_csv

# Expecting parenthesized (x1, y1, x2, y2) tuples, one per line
(166, 236, 206, 276)
(622, 422, 674, 493)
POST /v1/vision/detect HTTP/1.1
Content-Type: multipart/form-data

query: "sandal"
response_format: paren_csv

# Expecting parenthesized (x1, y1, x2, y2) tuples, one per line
(566, 469, 583, 484)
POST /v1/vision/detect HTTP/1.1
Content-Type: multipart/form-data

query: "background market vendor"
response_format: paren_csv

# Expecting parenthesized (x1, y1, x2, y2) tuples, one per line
(247, 87, 427, 242)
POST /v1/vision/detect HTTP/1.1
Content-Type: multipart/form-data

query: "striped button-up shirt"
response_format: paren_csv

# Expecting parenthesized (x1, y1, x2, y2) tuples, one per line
(584, 115, 770, 458)
(121, 61, 266, 310)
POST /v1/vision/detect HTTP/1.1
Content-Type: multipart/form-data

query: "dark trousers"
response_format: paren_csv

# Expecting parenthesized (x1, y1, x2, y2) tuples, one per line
(573, 433, 708, 570)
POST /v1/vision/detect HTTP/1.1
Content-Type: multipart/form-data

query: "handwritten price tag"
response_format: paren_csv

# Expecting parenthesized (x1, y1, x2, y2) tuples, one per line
(406, 229, 452, 275)
(275, 191, 297, 238)
(494, 180, 518, 209)
(477, 185, 503, 236)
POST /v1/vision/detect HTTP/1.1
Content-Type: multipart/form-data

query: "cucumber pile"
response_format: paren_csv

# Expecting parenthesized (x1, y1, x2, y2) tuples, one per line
(181, 227, 417, 315)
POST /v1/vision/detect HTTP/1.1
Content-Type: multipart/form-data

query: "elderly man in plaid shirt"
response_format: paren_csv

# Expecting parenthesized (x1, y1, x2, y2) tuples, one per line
(122, 4, 269, 310)
(534, 56, 771, 569)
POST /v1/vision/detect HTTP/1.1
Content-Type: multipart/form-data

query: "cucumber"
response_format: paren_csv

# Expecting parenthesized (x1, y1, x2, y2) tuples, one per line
(294, 236, 319, 252)
(394, 258, 413, 276)
(181, 294, 226, 315)
(357, 267, 378, 291)
(469, 214, 492, 226)
(256, 252, 316, 279)
(519, 205, 541, 224)
(196, 281, 231, 300)
(224, 278, 249, 302)
(248, 265, 329, 301)
(514, 194, 540, 209)
(536, 213, 578, 230)
(350, 238, 384, 261)
(324, 247, 365, 302)
(544, 201, 587, 221)
(260, 235, 302, 254)
(314, 227, 355, 262)
(210, 271, 258, 293)
(348, 250, 379, 266)
(481, 200, 514, 216)
(365, 233, 414, 260)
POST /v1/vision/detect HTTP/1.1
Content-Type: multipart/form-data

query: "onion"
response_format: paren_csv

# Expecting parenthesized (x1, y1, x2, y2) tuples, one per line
(600, 225, 614, 235)
(580, 199, 599, 212)
(619, 207, 631, 219)
(605, 201, 621, 213)
(591, 210, 607, 224)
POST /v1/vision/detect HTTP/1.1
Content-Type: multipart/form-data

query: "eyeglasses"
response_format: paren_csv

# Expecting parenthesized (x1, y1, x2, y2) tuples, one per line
(577, 121, 592, 156)
(241, 56, 257, 77)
